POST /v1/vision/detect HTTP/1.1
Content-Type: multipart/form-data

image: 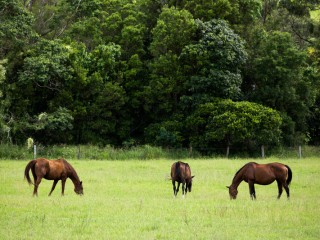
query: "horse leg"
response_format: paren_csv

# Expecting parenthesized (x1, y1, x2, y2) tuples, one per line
(61, 179, 67, 196)
(33, 177, 42, 197)
(182, 181, 186, 197)
(248, 181, 256, 200)
(48, 180, 59, 196)
(172, 180, 177, 196)
(283, 183, 290, 199)
(276, 180, 283, 199)
(176, 182, 181, 196)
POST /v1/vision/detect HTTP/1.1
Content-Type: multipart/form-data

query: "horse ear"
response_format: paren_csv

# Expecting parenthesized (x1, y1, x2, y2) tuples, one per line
(191, 175, 195, 178)
(80, 181, 82, 185)
(226, 186, 230, 189)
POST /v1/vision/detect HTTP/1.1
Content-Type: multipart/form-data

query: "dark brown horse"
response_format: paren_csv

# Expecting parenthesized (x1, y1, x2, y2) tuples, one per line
(171, 161, 194, 197)
(227, 162, 292, 200)
(24, 158, 83, 196)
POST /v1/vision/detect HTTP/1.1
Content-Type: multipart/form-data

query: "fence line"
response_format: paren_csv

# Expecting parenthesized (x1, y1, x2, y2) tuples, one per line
(26, 144, 318, 160)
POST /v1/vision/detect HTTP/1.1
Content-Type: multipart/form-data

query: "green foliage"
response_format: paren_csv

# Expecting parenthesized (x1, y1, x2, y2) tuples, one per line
(18, 39, 74, 87)
(0, 0, 319, 150)
(280, 0, 319, 16)
(0, 144, 197, 160)
(187, 99, 282, 152)
(144, 118, 184, 148)
(0, 144, 35, 159)
(145, 7, 196, 121)
(183, 0, 233, 21)
(0, 59, 6, 102)
(228, 0, 262, 25)
(36, 108, 73, 132)
(307, 40, 320, 144)
(33, 107, 74, 144)
(180, 19, 247, 106)
(0, 0, 37, 58)
(244, 30, 314, 144)
(149, 6, 196, 57)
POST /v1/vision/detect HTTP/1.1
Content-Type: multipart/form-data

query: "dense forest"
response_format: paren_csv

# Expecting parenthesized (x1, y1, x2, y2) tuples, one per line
(0, 0, 319, 153)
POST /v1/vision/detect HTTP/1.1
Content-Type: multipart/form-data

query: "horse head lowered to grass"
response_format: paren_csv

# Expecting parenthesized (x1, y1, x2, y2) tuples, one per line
(24, 158, 83, 196)
(227, 162, 292, 200)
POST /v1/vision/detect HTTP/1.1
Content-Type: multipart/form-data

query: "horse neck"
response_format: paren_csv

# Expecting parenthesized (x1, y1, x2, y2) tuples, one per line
(231, 169, 244, 189)
(69, 171, 80, 186)
(64, 162, 80, 186)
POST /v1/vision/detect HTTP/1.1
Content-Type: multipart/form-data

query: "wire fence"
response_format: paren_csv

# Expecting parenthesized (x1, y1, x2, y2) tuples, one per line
(30, 145, 320, 160)
(1, 144, 319, 160)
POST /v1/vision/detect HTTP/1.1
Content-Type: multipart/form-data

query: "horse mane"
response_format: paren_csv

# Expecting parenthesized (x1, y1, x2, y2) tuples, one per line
(233, 162, 257, 181)
(62, 159, 79, 180)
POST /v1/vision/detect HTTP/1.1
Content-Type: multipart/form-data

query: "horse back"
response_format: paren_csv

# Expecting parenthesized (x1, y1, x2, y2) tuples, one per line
(171, 161, 191, 182)
(252, 162, 289, 184)
(269, 162, 290, 180)
(35, 158, 66, 180)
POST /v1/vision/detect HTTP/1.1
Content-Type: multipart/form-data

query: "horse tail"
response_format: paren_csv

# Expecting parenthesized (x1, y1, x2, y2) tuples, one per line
(285, 165, 292, 185)
(24, 160, 36, 185)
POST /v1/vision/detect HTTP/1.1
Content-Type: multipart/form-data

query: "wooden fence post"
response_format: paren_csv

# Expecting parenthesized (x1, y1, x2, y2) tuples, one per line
(261, 145, 265, 158)
(226, 145, 230, 158)
(77, 145, 81, 159)
(189, 145, 193, 157)
(298, 145, 302, 159)
(33, 145, 36, 159)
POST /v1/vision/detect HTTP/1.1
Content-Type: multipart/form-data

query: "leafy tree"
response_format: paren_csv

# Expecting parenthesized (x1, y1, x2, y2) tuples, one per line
(0, 59, 10, 143)
(187, 99, 282, 154)
(180, 19, 247, 108)
(228, 0, 262, 26)
(66, 0, 148, 59)
(149, 6, 196, 57)
(0, 0, 37, 58)
(263, 7, 318, 48)
(82, 43, 128, 145)
(2, 39, 78, 143)
(2, 38, 129, 145)
(243, 30, 314, 145)
(146, 7, 196, 122)
(65, 17, 104, 50)
(307, 39, 320, 144)
(144, 116, 185, 148)
(182, 0, 233, 22)
(279, 0, 319, 16)
(170, 0, 262, 27)
(1, 0, 319, 149)
(32, 107, 74, 144)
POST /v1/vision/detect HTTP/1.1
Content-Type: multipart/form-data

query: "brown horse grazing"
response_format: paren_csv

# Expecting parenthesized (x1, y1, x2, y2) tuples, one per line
(227, 162, 292, 200)
(171, 161, 194, 197)
(24, 158, 83, 196)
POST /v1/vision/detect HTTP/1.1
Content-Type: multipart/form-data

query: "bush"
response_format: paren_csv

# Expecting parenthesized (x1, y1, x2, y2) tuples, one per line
(0, 144, 197, 160)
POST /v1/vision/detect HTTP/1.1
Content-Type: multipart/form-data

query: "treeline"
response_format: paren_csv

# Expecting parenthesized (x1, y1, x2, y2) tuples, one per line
(0, 0, 319, 154)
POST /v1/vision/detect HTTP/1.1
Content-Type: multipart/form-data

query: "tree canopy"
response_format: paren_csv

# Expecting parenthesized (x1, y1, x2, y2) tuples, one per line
(0, 0, 319, 153)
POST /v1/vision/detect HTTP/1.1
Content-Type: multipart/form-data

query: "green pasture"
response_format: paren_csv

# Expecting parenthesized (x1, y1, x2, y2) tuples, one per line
(0, 158, 319, 239)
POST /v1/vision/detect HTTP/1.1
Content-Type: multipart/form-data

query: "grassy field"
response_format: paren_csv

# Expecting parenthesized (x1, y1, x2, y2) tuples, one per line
(0, 157, 319, 239)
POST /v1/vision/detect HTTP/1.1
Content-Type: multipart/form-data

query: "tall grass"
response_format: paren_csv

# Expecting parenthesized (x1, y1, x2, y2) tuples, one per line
(0, 144, 34, 159)
(0, 144, 319, 160)
(0, 144, 200, 160)
(1, 158, 319, 239)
